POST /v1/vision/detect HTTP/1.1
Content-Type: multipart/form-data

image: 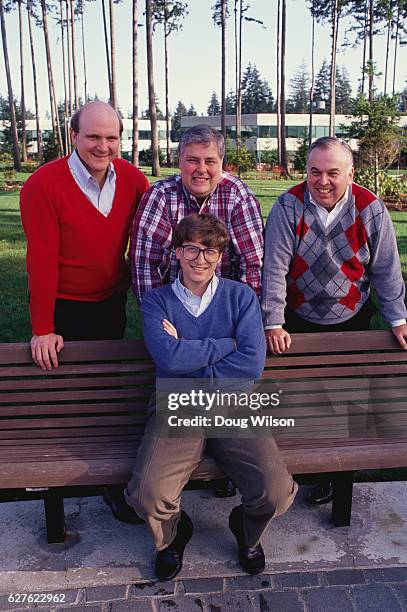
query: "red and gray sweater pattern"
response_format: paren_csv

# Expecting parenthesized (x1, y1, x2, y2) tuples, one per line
(262, 182, 406, 326)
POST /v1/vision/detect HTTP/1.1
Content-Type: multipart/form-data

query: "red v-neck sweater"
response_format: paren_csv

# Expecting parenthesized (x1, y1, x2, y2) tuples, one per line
(20, 156, 149, 335)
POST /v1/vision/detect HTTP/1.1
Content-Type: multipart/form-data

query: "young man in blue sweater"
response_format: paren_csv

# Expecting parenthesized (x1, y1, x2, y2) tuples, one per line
(125, 214, 297, 581)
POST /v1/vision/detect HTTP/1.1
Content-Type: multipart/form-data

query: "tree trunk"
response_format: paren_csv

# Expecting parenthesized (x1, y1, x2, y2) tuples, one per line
(41, 0, 63, 157)
(27, 0, 42, 159)
(145, 0, 160, 176)
(276, 0, 281, 165)
(361, 0, 368, 95)
(164, 12, 171, 166)
(0, 0, 21, 170)
(18, 0, 27, 161)
(65, 0, 73, 116)
(70, 0, 79, 109)
(60, 0, 69, 155)
(374, 151, 379, 196)
(392, 4, 399, 95)
(220, 0, 226, 144)
(368, 0, 374, 103)
(236, 0, 243, 161)
(280, 0, 287, 174)
(132, 0, 139, 166)
(383, 12, 391, 95)
(329, 0, 339, 137)
(109, 0, 118, 110)
(81, 9, 88, 102)
(234, 0, 238, 153)
(308, 0, 315, 149)
(101, 0, 112, 102)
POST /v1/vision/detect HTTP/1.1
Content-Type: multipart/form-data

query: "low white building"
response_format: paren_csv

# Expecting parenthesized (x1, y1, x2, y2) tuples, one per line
(180, 113, 407, 160)
(2, 118, 172, 157)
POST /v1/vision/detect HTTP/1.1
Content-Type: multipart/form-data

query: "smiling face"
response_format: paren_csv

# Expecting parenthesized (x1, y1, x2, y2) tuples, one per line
(176, 238, 221, 296)
(70, 102, 121, 186)
(179, 141, 223, 201)
(307, 145, 354, 210)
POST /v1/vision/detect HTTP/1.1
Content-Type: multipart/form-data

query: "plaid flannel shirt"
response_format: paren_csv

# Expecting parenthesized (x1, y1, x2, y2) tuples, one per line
(130, 172, 264, 303)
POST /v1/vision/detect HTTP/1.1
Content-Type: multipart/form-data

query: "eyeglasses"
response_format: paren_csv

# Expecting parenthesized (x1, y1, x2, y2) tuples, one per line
(180, 245, 222, 263)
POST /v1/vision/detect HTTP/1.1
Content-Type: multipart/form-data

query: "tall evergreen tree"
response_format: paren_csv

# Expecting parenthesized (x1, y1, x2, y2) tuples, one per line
(225, 89, 236, 113)
(152, 0, 188, 165)
(187, 104, 197, 116)
(0, 0, 21, 169)
(207, 91, 221, 115)
(145, 0, 160, 176)
(171, 99, 187, 141)
(314, 60, 354, 114)
(314, 59, 331, 112)
(288, 62, 310, 112)
(241, 63, 274, 113)
(0, 95, 34, 158)
(336, 65, 353, 113)
(27, 0, 42, 159)
(132, 0, 140, 166)
(41, 0, 63, 157)
(399, 87, 407, 113)
(212, 0, 229, 140)
(309, 0, 350, 134)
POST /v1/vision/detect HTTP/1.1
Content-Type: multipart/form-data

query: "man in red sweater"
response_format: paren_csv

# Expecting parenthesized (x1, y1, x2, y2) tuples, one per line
(20, 101, 149, 525)
(20, 101, 149, 371)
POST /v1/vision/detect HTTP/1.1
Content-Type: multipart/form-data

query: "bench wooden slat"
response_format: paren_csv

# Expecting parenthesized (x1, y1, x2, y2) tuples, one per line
(0, 388, 152, 404)
(0, 375, 155, 391)
(0, 340, 151, 365)
(1, 440, 406, 488)
(280, 330, 402, 354)
(263, 364, 407, 378)
(265, 351, 407, 368)
(0, 363, 155, 378)
(0, 402, 150, 417)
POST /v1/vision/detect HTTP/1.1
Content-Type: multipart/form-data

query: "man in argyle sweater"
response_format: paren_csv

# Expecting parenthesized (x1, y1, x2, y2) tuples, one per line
(261, 136, 407, 503)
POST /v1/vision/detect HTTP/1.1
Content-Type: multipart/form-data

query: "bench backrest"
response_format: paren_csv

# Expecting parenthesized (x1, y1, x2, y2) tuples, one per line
(0, 331, 406, 486)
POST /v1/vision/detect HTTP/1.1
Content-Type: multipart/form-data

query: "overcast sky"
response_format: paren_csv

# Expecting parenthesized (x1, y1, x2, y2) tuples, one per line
(1, 0, 406, 119)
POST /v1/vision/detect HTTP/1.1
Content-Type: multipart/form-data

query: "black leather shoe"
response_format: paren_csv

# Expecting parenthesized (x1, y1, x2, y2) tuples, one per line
(103, 485, 145, 524)
(212, 479, 237, 498)
(306, 481, 334, 505)
(229, 506, 265, 575)
(155, 511, 194, 581)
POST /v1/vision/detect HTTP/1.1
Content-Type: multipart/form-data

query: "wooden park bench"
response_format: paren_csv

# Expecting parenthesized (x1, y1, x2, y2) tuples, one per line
(0, 330, 406, 543)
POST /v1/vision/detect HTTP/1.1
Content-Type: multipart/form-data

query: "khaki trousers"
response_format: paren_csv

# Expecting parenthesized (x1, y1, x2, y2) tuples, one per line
(125, 407, 298, 551)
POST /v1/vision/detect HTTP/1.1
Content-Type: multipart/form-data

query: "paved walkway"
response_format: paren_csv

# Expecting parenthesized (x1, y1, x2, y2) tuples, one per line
(1, 483, 406, 611)
(2, 567, 407, 611)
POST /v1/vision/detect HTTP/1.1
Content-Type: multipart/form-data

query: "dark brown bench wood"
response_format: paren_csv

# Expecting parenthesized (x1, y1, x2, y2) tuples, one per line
(0, 331, 406, 542)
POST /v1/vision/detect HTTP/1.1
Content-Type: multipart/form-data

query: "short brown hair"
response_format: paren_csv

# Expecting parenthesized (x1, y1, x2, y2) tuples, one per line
(172, 213, 229, 251)
(178, 125, 225, 158)
(70, 102, 124, 135)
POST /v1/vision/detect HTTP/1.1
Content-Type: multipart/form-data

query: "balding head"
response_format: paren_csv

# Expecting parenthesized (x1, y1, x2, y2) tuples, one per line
(70, 101, 123, 135)
(70, 101, 122, 187)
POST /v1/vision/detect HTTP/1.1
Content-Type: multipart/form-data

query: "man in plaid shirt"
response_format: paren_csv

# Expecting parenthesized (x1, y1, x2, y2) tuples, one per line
(130, 125, 264, 304)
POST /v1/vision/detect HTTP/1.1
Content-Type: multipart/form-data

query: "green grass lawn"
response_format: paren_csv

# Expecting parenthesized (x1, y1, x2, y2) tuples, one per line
(1, 170, 406, 342)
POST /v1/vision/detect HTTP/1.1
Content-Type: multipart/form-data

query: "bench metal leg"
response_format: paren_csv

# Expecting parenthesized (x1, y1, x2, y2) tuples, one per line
(331, 471, 354, 527)
(44, 490, 65, 543)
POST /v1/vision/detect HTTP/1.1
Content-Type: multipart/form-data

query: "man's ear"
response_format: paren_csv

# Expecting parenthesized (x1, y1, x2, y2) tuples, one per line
(70, 128, 77, 148)
(348, 165, 355, 184)
(175, 247, 182, 261)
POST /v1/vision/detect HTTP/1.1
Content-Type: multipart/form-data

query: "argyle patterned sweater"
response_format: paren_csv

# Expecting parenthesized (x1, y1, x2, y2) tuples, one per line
(262, 182, 406, 327)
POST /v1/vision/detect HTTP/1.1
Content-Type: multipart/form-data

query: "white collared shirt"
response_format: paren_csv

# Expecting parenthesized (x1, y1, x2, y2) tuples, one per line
(67, 149, 116, 216)
(308, 186, 350, 229)
(172, 273, 219, 317)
